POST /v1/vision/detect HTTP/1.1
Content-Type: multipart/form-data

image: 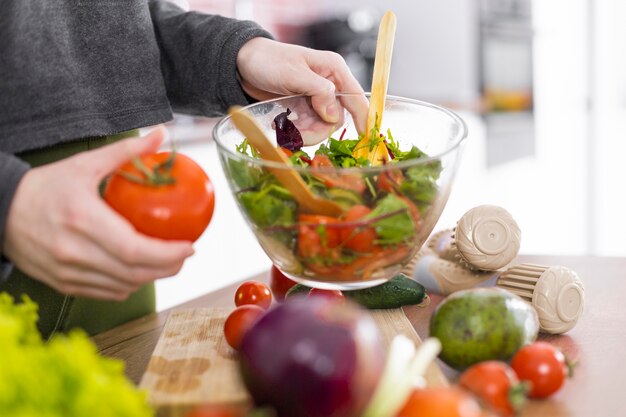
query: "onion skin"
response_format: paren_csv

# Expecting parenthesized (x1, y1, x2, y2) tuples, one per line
(239, 298, 384, 417)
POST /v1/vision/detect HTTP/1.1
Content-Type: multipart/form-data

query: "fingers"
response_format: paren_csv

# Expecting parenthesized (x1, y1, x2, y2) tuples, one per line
(305, 50, 369, 133)
(87, 126, 166, 180)
(77, 201, 194, 270)
(290, 68, 340, 124)
(51, 234, 185, 287)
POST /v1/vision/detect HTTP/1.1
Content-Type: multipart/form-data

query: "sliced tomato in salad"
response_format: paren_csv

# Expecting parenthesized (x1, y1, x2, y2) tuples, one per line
(297, 214, 342, 260)
(338, 205, 377, 253)
(311, 154, 366, 193)
(306, 245, 411, 282)
(378, 169, 405, 193)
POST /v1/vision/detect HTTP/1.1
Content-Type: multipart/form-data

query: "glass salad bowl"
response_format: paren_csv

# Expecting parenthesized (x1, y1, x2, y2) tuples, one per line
(213, 93, 467, 290)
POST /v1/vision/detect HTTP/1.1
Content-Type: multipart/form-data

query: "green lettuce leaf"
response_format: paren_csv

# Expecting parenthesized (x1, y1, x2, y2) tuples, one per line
(0, 293, 153, 417)
(368, 194, 416, 245)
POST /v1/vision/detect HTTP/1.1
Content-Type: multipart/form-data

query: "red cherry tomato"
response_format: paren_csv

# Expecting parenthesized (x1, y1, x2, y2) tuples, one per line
(397, 387, 482, 417)
(511, 342, 569, 398)
(297, 214, 341, 260)
(104, 152, 214, 241)
(223, 305, 265, 351)
(459, 361, 525, 417)
(234, 281, 272, 309)
(308, 288, 345, 302)
(338, 205, 377, 253)
(269, 265, 297, 302)
(311, 154, 365, 193)
(378, 169, 404, 193)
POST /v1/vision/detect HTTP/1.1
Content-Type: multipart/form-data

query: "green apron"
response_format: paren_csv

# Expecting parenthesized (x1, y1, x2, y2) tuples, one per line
(1, 131, 155, 339)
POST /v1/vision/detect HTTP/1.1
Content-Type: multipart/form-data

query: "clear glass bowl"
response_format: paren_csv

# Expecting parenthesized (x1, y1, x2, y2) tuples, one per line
(213, 94, 467, 290)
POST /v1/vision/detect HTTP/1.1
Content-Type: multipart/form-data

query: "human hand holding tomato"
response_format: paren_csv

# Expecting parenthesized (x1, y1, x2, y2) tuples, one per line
(2, 127, 195, 301)
(104, 149, 214, 241)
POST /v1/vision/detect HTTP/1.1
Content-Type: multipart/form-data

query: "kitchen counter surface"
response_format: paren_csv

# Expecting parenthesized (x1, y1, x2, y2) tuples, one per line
(94, 254, 626, 417)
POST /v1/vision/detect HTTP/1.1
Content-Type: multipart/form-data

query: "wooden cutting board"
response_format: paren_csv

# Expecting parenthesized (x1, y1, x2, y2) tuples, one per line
(140, 308, 447, 413)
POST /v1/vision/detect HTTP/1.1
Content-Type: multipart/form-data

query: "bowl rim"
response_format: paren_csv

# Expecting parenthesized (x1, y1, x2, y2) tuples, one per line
(212, 93, 468, 173)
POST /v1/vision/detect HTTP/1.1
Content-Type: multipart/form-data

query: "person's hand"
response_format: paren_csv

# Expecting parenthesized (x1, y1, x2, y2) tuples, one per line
(237, 37, 369, 134)
(2, 128, 195, 301)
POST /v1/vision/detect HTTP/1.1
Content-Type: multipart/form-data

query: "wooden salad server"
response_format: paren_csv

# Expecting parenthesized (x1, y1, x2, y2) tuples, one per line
(229, 106, 343, 217)
(352, 10, 397, 165)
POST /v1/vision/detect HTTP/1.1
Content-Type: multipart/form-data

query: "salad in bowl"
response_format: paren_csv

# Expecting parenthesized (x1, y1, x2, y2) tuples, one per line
(213, 93, 467, 290)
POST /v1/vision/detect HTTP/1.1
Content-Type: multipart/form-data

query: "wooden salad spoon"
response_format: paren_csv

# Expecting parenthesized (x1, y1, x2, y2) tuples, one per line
(352, 10, 397, 165)
(229, 106, 344, 217)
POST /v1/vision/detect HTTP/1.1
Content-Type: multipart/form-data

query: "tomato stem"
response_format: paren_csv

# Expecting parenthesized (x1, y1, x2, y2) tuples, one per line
(118, 152, 177, 186)
(508, 381, 529, 413)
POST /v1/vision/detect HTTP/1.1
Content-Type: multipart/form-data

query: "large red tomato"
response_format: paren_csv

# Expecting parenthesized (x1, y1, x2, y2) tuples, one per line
(104, 152, 214, 241)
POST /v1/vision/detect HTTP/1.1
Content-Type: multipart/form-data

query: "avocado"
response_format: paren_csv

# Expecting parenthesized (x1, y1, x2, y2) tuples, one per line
(285, 274, 428, 309)
(430, 288, 539, 370)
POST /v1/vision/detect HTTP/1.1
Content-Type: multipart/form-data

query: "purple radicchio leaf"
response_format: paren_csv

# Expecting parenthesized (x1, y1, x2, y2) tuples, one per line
(274, 108, 303, 151)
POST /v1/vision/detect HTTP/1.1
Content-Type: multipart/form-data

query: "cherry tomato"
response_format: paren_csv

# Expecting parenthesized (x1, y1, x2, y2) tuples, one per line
(397, 387, 482, 417)
(297, 214, 341, 260)
(511, 342, 569, 398)
(223, 305, 265, 351)
(378, 169, 404, 193)
(308, 288, 345, 302)
(338, 205, 377, 253)
(269, 265, 297, 302)
(311, 154, 366, 193)
(459, 361, 525, 417)
(104, 152, 214, 241)
(234, 281, 272, 309)
(280, 147, 293, 157)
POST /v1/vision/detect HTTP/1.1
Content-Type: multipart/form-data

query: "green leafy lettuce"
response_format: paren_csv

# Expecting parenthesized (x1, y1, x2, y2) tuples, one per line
(368, 194, 416, 245)
(0, 293, 153, 417)
(399, 161, 442, 207)
(239, 184, 296, 228)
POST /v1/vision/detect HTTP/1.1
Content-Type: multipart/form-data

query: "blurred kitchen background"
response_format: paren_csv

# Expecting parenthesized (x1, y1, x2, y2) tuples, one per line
(156, 0, 626, 310)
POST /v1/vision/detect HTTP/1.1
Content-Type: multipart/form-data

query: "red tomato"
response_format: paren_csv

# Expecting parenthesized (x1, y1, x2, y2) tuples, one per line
(269, 265, 297, 302)
(459, 361, 525, 417)
(338, 205, 377, 253)
(185, 406, 242, 417)
(311, 154, 366, 193)
(378, 169, 404, 193)
(511, 342, 569, 398)
(308, 288, 345, 302)
(297, 214, 341, 260)
(234, 281, 272, 309)
(397, 387, 482, 417)
(223, 305, 265, 351)
(104, 152, 214, 241)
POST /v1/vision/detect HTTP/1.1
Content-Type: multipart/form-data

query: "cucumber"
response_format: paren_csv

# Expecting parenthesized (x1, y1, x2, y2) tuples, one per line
(285, 274, 428, 309)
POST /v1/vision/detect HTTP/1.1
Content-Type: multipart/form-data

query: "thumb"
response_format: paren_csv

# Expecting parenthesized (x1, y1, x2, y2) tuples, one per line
(88, 126, 166, 179)
(294, 71, 341, 124)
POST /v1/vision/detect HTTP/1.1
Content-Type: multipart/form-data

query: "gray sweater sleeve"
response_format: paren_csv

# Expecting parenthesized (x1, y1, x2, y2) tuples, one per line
(0, 153, 29, 279)
(148, 1, 273, 117)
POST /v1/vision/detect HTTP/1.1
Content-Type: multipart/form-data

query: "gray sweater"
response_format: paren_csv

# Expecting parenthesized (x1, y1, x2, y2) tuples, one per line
(0, 0, 271, 259)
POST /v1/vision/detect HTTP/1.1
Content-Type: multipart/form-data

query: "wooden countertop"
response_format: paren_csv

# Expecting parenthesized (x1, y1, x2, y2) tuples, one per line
(93, 255, 626, 417)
